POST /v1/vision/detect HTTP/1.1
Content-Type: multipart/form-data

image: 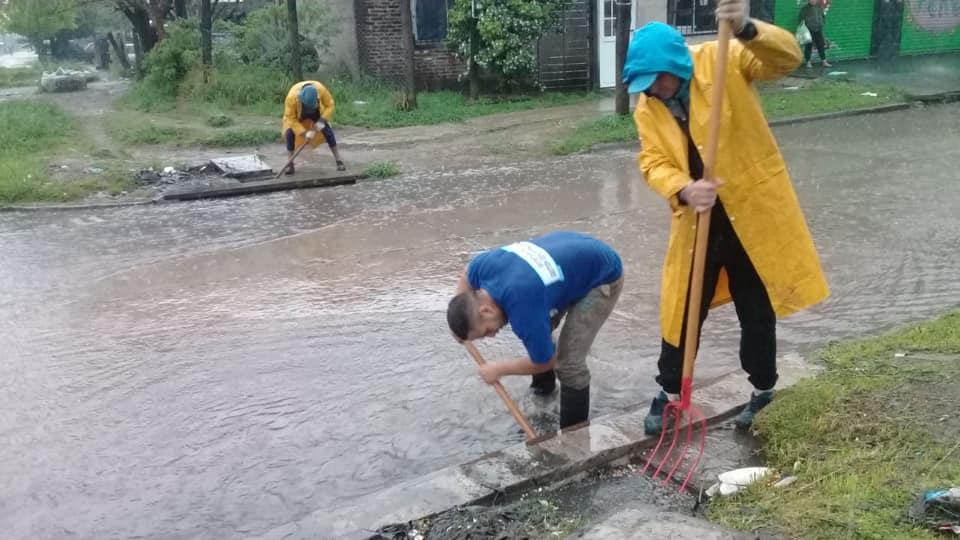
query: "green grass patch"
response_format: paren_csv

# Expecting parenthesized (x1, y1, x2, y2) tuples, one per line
(551, 80, 906, 155)
(760, 79, 905, 119)
(126, 61, 600, 129)
(0, 65, 43, 89)
(328, 77, 599, 128)
(707, 310, 960, 540)
(0, 101, 92, 203)
(364, 160, 401, 179)
(106, 112, 278, 148)
(550, 114, 637, 155)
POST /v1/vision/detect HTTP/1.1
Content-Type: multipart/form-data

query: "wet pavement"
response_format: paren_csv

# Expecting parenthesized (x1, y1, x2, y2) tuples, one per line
(2, 103, 960, 539)
(836, 53, 960, 98)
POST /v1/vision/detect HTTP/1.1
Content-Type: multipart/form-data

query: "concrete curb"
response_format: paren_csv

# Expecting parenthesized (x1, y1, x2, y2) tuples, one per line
(257, 353, 820, 540)
(161, 173, 365, 201)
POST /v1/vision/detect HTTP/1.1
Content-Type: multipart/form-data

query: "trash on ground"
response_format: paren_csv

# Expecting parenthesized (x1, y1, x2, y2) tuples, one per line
(40, 67, 96, 93)
(207, 155, 273, 179)
(705, 466, 772, 497)
(907, 487, 960, 535)
(827, 71, 849, 76)
(784, 86, 801, 91)
(772, 475, 798, 488)
(860, 92, 879, 97)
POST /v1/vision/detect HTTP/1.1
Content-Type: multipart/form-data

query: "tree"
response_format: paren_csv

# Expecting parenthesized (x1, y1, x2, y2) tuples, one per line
(0, 0, 78, 59)
(448, 0, 569, 95)
(287, 0, 302, 81)
(223, 3, 335, 78)
(399, 0, 417, 109)
(114, 0, 172, 55)
(614, 0, 631, 115)
(199, 0, 211, 80)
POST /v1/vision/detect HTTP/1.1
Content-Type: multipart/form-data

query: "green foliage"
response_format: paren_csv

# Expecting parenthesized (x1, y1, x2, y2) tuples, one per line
(0, 0, 77, 52)
(141, 20, 200, 98)
(180, 62, 293, 115)
(448, 0, 568, 89)
(216, 3, 336, 75)
(550, 114, 636, 155)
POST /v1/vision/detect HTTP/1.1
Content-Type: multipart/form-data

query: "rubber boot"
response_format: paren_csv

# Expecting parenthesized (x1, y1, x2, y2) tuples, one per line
(559, 384, 590, 429)
(529, 369, 556, 396)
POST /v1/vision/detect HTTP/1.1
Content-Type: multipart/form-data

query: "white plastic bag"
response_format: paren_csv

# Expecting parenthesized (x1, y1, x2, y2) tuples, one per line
(796, 22, 813, 45)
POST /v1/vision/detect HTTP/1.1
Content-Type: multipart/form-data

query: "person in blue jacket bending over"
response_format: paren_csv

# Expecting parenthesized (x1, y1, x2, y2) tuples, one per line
(447, 231, 624, 428)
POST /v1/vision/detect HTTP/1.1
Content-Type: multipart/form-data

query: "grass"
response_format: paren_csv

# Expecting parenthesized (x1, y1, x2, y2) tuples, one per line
(0, 65, 43, 89)
(0, 101, 129, 203)
(106, 112, 278, 148)
(364, 160, 401, 179)
(125, 61, 601, 129)
(326, 77, 600, 128)
(760, 79, 904, 119)
(550, 114, 636, 155)
(707, 310, 960, 540)
(550, 79, 907, 155)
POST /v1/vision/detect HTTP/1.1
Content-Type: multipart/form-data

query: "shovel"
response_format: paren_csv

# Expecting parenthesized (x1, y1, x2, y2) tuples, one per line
(274, 139, 310, 180)
(643, 19, 733, 494)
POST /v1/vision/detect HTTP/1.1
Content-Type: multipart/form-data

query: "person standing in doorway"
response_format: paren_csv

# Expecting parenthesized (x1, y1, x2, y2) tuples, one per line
(799, 0, 832, 68)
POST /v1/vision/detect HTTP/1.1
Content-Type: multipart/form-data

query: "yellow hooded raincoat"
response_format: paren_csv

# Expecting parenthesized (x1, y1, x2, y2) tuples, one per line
(282, 81, 336, 148)
(634, 21, 830, 347)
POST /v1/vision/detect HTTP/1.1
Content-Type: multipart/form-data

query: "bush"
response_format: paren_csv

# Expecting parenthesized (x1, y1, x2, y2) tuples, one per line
(180, 62, 292, 115)
(448, 0, 569, 91)
(141, 20, 200, 99)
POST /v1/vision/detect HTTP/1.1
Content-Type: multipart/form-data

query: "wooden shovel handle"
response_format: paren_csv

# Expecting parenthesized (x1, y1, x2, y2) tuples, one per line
(275, 139, 310, 179)
(464, 341, 538, 441)
(681, 21, 733, 393)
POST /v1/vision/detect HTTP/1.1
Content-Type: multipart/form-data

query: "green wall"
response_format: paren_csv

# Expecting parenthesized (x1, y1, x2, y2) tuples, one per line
(776, 0, 876, 59)
(900, 0, 960, 53)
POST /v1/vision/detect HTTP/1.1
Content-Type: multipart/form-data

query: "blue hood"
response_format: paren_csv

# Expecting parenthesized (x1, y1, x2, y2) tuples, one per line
(298, 84, 319, 111)
(623, 22, 693, 97)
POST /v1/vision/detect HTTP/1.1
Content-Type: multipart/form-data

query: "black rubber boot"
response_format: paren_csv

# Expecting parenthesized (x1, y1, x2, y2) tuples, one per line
(530, 369, 557, 396)
(559, 384, 590, 429)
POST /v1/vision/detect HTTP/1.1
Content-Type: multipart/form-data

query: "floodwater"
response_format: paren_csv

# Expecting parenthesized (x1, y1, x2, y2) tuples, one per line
(2, 104, 959, 539)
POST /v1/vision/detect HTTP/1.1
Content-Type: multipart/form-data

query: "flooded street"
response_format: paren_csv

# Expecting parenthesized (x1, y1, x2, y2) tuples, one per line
(2, 104, 959, 539)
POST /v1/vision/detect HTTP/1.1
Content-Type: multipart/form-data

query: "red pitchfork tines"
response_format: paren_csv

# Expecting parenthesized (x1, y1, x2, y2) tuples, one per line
(642, 19, 735, 495)
(642, 377, 708, 494)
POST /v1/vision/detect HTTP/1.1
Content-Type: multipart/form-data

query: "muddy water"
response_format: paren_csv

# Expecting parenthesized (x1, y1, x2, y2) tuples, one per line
(2, 105, 959, 539)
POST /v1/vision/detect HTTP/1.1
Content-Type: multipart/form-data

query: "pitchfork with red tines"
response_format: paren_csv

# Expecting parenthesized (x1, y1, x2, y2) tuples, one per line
(642, 19, 735, 495)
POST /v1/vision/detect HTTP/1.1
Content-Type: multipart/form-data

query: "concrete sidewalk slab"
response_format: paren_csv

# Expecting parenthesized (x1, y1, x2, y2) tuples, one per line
(161, 172, 364, 201)
(257, 353, 819, 539)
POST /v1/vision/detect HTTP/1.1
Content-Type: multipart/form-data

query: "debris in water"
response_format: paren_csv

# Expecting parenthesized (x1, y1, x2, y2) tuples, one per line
(705, 466, 772, 497)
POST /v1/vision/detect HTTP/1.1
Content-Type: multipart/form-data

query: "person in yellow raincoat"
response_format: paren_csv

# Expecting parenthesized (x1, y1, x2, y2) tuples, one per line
(282, 81, 345, 174)
(623, 0, 829, 433)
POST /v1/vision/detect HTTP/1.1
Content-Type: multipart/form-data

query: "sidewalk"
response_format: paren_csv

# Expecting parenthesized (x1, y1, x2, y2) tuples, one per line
(805, 52, 960, 101)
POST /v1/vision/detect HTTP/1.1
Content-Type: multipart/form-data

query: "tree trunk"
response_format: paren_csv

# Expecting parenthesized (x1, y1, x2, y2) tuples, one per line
(468, 17, 480, 101)
(107, 32, 132, 71)
(200, 0, 213, 82)
(174, 0, 187, 18)
(399, 0, 418, 109)
(287, 0, 303, 81)
(133, 32, 145, 78)
(614, 1, 632, 115)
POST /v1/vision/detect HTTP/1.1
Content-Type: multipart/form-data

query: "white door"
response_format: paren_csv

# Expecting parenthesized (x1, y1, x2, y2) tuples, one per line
(598, 0, 630, 88)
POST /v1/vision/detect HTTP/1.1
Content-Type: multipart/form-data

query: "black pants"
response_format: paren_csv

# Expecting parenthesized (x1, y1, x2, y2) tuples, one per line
(285, 123, 337, 152)
(656, 204, 778, 394)
(804, 30, 827, 63)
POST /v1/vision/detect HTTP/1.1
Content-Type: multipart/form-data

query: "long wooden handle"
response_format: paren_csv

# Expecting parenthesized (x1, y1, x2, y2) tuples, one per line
(680, 21, 733, 404)
(464, 341, 538, 441)
(275, 140, 310, 179)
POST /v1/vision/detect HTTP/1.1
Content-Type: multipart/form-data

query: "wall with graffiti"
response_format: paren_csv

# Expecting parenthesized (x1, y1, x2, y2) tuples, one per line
(900, 0, 960, 52)
(774, 0, 960, 59)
